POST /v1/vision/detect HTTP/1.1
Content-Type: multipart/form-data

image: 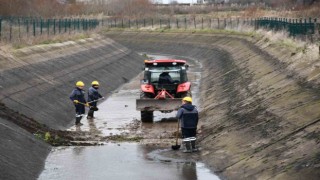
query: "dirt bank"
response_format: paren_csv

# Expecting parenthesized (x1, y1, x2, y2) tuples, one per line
(104, 31, 320, 179)
(0, 36, 144, 179)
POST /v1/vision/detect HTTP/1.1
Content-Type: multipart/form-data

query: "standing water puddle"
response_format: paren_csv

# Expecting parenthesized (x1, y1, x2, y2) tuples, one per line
(39, 143, 219, 180)
(39, 54, 220, 179)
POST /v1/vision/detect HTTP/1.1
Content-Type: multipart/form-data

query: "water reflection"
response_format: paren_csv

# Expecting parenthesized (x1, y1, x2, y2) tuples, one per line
(39, 144, 220, 180)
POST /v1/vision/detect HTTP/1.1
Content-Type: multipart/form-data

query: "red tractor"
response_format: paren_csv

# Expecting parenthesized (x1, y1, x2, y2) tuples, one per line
(136, 59, 191, 122)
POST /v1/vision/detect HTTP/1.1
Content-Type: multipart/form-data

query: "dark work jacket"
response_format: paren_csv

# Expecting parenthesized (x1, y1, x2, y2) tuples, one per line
(69, 88, 86, 104)
(88, 87, 102, 106)
(176, 104, 198, 129)
(158, 73, 174, 84)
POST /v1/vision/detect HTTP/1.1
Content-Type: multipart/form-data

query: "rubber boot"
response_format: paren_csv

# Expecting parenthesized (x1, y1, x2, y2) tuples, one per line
(87, 109, 94, 119)
(183, 138, 192, 153)
(190, 137, 198, 152)
(75, 116, 83, 126)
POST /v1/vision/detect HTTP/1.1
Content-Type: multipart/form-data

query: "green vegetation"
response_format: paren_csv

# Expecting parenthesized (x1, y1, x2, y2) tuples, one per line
(34, 131, 68, 146)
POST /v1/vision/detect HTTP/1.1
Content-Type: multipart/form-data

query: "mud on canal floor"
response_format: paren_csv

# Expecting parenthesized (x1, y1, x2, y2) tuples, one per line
(39, 54, 220, 179)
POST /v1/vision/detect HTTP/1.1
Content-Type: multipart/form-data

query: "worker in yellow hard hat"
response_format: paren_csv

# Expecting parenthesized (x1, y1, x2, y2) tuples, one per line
(69, 81, 89, 126)
(176, 96, 199, 153)
(87, 81, 104, 119)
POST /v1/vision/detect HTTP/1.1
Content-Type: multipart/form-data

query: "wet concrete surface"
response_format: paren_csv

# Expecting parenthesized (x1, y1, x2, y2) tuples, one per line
(39, 54, 219, 179)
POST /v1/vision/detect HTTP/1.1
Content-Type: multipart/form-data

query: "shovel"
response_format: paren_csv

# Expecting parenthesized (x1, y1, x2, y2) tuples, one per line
(171, 119, 181, 150)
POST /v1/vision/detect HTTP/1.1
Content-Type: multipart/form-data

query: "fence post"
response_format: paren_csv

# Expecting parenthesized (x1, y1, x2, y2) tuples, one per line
(201, 17, 203, 29)
(47, 19, 50, 36)
(209, 18, 211, 29)
(64, 19, 67, 33)
(40, 19, 43, 35)
(160, 19, 162, 28)
(176, 19, 178, 29)
(185, 17, 187, 29)
(194, 17, 196, 29)
(136, 19, 138, 29)
(237, 18, 239, 28)
(218, 18, 220, 29)
(168, 18, 170, 29)
(9, 18, 12, 42)
(314, 18, 320, 55)
(304, 18, 307, 38)
(68, 19, 71, 34)
(33, 19, 36, 37)
(73, 19, 76, 31)
(58, 19, 61, 33)
(0, 18, 2, 41)
(53, 19, 56, 35)
(18, 18, 21, 40)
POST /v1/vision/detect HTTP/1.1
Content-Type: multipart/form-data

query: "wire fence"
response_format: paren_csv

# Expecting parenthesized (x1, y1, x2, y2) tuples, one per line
(102, 17, 256, 30)
(102, 17, 320, 42)
(0, 16, 99, 43)
(0, 16, 319, 44)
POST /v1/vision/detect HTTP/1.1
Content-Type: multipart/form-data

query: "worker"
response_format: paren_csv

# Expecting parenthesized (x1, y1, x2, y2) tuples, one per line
(158, 71, 174, 84)
(176, 96, 199, 153)
(69, 81, 89, 126)
(87, 81, 104, 119)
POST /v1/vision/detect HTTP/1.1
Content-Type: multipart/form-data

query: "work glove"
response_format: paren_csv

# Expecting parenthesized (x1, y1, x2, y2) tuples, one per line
(85, 103, 90, 107)
(73, 100, 79, 104)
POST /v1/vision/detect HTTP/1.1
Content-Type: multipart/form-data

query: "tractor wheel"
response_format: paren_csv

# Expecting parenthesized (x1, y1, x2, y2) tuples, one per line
(141, 111, 153, 122)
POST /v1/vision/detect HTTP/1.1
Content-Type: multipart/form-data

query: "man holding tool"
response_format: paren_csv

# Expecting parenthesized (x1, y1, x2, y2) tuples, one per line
(87, 80, 104, 119)
(176, 96, 199, 153)
(69, 81, 89, 126)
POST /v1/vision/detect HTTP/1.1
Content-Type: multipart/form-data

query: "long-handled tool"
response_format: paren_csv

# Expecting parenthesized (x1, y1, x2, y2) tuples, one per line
(171, 119, 181, 150)
(77, 97, 104, 107)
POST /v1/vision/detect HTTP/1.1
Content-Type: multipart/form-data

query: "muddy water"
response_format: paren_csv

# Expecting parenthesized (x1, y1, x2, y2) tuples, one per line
(39, 143, 219, 180)
(39, 54, 220, 180)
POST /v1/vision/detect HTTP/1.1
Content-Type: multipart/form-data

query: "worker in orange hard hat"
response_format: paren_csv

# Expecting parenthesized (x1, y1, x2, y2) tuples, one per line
(176, 96, 199, 153)
(69, 81, 89, 126)
(87, 81, 104, 119)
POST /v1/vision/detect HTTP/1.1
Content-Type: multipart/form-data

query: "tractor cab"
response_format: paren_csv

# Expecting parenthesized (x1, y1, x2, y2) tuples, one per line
(142, 59, 189, 98)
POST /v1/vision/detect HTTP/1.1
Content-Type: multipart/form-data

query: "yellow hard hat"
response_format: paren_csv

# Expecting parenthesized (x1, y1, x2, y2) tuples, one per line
(91, 81, 99, 86)
(183, 96, 192, 103)
(76, 81, 85, 87)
